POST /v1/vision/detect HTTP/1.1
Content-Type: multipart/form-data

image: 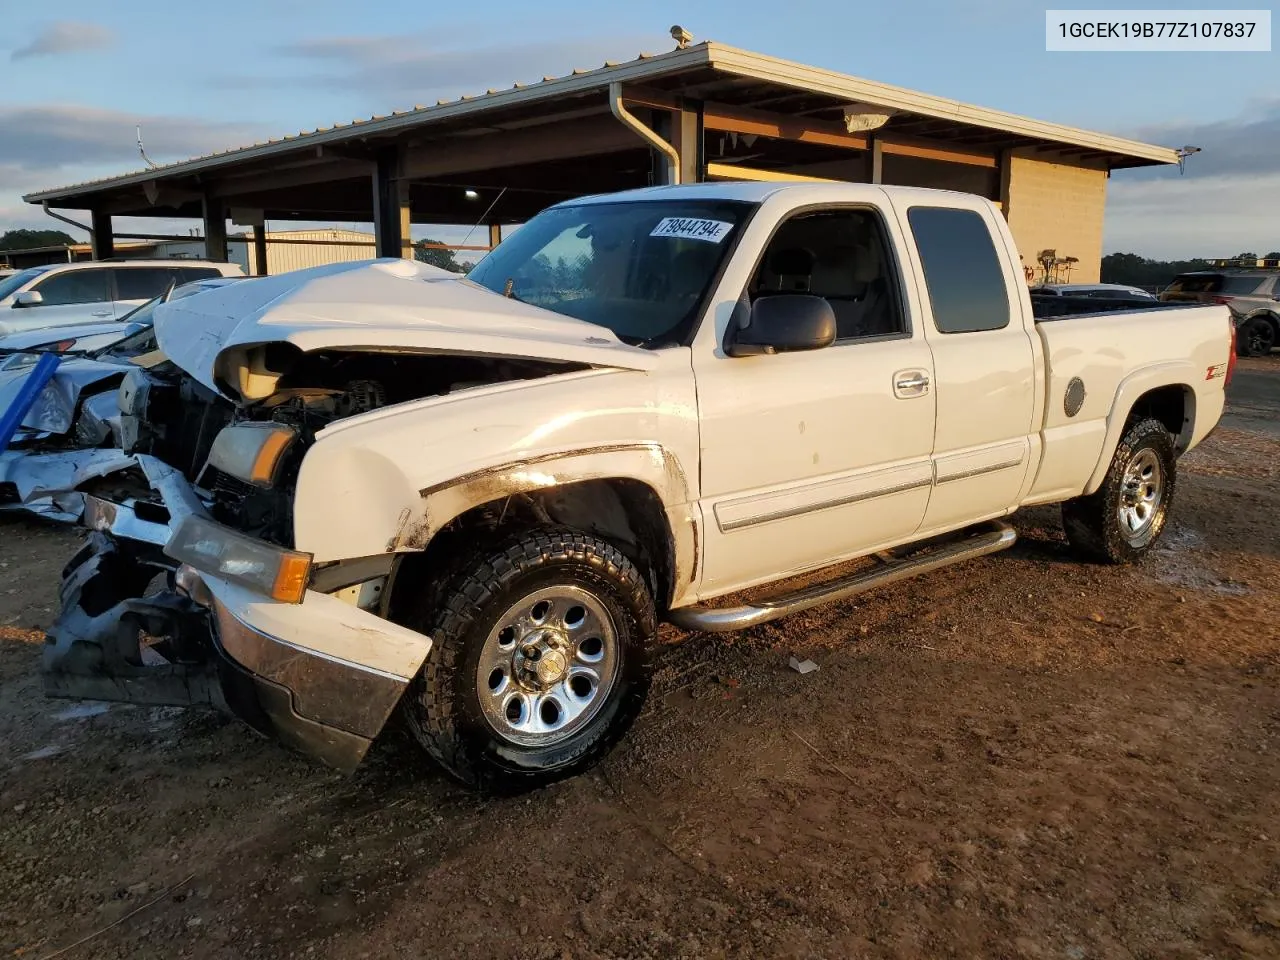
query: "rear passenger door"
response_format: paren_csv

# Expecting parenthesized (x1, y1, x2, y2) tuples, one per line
(112, 267, 182, 314)
(900, 202, 1037, 534)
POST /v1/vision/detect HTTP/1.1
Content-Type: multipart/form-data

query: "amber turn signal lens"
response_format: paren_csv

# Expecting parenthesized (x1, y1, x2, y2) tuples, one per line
(271, 553, 313, 604)
(250, 428, 296, 484)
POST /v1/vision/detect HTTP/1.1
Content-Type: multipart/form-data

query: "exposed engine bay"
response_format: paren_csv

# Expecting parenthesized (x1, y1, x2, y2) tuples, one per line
(93, 347, 585, 546)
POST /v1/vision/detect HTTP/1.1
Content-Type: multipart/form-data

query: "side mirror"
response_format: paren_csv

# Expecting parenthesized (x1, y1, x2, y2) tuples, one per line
(726, 295, 836, 357)
(13, 290, 43, 308)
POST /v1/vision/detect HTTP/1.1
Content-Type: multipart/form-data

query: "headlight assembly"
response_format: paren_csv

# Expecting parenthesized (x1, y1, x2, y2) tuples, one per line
(164, 514, 312, 603)
(206, 422, 296, 487)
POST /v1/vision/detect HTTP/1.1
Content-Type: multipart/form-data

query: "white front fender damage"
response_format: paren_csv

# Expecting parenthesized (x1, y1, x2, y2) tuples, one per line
(291, 361, 702, 605)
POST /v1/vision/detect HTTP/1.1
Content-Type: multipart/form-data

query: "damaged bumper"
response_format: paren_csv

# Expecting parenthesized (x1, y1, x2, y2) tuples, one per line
(43, 458, 432, 772)
(0, 448, 131, 522)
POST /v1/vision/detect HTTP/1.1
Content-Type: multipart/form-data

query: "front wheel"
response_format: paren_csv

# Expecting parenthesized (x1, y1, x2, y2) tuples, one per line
(400, 528, 656, 791)
(1062, 417, 1177, 564)
(1238, 316, 1277, 357)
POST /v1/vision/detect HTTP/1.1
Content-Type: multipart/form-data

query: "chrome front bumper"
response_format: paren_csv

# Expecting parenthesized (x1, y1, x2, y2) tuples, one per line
(43, 458, 433, 771)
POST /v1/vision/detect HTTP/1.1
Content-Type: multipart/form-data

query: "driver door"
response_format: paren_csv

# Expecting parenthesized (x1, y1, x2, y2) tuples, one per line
(693, 205, 936, 597)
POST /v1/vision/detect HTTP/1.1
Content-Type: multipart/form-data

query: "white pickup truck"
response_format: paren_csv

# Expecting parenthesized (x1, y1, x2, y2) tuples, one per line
(42, 182, 1234, 790)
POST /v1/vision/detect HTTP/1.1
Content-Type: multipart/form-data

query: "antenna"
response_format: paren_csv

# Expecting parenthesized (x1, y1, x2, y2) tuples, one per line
(136, 124, 158, 169)
(458, 186, 508, 249)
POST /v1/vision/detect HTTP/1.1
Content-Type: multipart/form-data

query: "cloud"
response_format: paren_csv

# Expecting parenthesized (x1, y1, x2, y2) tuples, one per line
(0, 105, 268, 173)
(1124, 97, 1280, 180)
(1102, 100, 1280, 257)
(12, 21, 114, 60)
(259, 31, 665, 104)
(1106, 172, 1280, 259)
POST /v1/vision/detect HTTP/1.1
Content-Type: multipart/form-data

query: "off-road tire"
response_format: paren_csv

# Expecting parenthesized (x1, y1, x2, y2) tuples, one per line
(1238, 316, 1277, 357)
(399, 527, 655, 792)
(1062, 417, 1176, 564)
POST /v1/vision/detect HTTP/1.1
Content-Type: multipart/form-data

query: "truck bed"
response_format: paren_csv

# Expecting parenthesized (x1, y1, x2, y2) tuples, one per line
(1030, 294, 1181, 320)
(1024, 300, 1231, 506)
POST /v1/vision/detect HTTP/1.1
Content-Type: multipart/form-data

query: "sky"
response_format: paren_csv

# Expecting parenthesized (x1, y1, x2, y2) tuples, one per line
(0, 0, 1276, 259)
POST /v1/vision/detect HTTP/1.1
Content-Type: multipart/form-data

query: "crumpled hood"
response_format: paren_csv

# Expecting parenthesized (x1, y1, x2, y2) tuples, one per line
(154, 259, 658, 396)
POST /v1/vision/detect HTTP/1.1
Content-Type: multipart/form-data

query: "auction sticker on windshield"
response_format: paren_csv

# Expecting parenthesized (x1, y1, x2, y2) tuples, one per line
(650, 218, 735, 242)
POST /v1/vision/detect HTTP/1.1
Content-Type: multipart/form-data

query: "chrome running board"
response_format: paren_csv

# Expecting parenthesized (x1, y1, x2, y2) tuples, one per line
(667, 520, 1017, 634)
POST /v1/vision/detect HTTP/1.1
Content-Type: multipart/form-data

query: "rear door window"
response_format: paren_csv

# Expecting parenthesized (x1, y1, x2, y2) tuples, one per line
(177, 267, 222, 283)
(907, 206, 1010, 333)
(1219, 275, 1267, 296)
(113, 267, 182, 301)
(31, 268, 110, 305)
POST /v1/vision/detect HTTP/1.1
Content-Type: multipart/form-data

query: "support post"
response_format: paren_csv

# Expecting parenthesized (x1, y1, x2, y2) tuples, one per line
(997, 148, 1014, 220)
(488, 223, 502, 250)
(373, 149, 412, 258)
(671, 103, 701, 184)
(253, 224, 269, 276)
(202, 195, 228, 262)
(865, 136, 883, 184)
(90, 209, 114, 260)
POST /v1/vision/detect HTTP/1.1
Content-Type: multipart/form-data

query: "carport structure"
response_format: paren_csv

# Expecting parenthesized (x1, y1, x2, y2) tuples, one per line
(23, 41, 1178, 282)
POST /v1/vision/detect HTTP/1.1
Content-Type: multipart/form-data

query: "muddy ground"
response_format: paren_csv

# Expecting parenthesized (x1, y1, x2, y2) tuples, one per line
(2, 357, 1278, 960)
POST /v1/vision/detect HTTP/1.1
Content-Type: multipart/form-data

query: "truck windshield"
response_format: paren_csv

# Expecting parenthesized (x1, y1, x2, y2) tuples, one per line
(468, 199, 753, 345)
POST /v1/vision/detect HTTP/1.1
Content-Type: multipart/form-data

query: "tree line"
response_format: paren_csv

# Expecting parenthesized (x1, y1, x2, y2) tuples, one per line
(1103, 251, 1280, 290)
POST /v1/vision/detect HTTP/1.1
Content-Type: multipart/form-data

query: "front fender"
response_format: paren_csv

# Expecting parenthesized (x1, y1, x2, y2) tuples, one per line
(291, 362, 700, 570)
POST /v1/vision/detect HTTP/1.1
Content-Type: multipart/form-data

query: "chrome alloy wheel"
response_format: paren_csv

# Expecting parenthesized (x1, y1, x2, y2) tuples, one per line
(475, 585, 620, 747)
(1117, 448, 1164, 537)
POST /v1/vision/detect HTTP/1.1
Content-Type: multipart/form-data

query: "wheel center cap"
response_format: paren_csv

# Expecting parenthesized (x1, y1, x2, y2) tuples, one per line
(535, 649, 568, 685)
(516, 628, 569, 688)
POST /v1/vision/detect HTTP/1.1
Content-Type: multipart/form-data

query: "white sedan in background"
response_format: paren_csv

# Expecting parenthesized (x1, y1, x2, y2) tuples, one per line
(0, 277, 246, 520)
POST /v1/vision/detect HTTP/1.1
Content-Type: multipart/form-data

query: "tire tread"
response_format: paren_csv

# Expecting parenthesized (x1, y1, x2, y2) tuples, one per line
(400, 526, 655, 791)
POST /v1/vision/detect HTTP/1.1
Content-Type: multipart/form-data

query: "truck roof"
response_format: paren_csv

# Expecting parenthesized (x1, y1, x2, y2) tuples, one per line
(555, 181, 992, 208)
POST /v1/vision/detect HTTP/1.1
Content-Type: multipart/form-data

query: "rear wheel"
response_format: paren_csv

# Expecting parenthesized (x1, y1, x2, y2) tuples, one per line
(400, 528, 655, 791)
(1238, 316, 1277, 357)
(1062, 417, 1176, 564)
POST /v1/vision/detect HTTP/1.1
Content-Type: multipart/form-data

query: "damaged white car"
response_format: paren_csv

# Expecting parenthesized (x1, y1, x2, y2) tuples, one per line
(0, 277, 244, 520)
(43, 183, 1231, 790)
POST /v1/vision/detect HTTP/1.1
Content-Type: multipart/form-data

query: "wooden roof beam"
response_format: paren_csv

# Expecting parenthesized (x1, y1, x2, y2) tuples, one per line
(702, 101, 869, 151)
(878, 136, 997, 168)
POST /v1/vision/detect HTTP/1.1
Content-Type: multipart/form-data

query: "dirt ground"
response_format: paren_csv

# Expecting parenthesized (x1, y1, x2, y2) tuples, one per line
(2, 358, 1278, 960)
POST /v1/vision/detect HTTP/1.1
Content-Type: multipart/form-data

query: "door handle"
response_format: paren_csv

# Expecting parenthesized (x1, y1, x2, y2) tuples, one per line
(91, 311, 112, 317)
(893, 370, 931, 398)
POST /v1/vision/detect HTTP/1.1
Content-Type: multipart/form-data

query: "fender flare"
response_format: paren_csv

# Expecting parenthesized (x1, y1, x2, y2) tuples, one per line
(416, 443, 698, 597)
(1083, 362, 1196, 494)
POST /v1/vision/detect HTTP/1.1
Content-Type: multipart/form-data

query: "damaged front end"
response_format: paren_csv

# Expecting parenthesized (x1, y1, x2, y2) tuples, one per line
(44, 452, 434, 771)
(42, 345, 580, 771)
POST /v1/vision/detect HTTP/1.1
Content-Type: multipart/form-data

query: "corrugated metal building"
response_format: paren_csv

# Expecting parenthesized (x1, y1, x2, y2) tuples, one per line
(23, 40, 1180, 283)
(0, 230, 378, 275)
(242, 229, 376, 275)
